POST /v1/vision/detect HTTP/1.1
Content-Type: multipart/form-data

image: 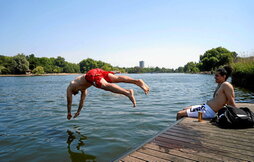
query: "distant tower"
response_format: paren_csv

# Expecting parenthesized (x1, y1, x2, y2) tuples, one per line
(139, 61, 144, 68)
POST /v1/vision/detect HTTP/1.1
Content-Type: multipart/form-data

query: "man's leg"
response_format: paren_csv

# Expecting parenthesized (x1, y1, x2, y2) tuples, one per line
(108, 74, 150, 94)
(100, 78, 136, 107)
(176, 106, 192, 120)
(177, 105, 203, 120)
(176, 109, 188, 120)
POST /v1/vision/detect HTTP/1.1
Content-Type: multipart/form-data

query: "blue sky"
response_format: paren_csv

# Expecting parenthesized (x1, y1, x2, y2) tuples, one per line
(1, 0, 253, 68)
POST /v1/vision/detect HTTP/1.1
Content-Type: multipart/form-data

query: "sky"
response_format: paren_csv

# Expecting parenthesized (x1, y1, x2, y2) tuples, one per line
(0, 0, 254, 68)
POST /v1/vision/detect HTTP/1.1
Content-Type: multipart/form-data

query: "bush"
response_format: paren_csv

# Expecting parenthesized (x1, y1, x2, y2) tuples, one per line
(232, 57, 254, 91)
(32, 66, 45, 74)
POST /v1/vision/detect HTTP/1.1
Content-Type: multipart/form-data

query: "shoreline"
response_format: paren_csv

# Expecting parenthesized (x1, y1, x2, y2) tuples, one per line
(0, 73, 82, 77)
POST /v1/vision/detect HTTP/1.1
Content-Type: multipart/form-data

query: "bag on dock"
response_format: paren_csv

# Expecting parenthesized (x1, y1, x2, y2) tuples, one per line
(211, 105, 254, 128)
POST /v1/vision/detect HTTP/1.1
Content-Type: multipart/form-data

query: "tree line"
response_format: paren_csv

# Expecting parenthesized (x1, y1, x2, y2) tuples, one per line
(0, 54, 80, 74)
(0, 54, 127, 74)
(124, 67, 174, 73)
(0, 54, 176, 74)
(0, 47, 239, 75)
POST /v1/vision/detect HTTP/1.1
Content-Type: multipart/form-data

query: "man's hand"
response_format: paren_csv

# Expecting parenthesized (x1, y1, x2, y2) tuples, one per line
(74, 112, 80, 118)
(67, 113, 72, 120)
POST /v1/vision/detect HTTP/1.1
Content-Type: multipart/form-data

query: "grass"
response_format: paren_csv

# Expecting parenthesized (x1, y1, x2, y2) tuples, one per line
(231, 56, 254, 91)
(232, 57, 254, 74)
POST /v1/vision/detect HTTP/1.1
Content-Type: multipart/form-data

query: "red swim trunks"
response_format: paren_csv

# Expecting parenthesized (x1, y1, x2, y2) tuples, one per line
(85, 68, 115, 88)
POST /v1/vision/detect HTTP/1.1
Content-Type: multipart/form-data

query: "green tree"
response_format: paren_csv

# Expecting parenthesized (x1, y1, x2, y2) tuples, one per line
(199, 47, 237, 71)
(184, 62, 200, 73)
(36, 57, 52, 72)
(0, 55, 16, 74)
(154, 66, 160, 72)
(79, 58, 98, 73)
(113, 66, 126, 73)
(202, 57, 219, 71)
(63, 63, 80, 73)
(101, 63, 113, 71)
(53, 66, 62, 73)
(26, 54, 39, 70)
(176, 66, 184, 73)
(13, 54, 29, 74)
(0, 65, 6, 74)
(54, 56, 66, 68)
(32, 66, 45, 74)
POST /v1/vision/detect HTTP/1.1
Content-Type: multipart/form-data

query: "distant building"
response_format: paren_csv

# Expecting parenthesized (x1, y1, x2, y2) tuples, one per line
(139, 61, 144, 68)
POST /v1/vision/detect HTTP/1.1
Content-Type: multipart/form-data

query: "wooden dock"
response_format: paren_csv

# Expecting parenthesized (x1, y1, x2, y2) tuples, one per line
(115, 103, 254, 162)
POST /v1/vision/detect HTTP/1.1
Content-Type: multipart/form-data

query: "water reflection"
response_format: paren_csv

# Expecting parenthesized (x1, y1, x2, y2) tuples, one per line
(66, 130, 96, 162)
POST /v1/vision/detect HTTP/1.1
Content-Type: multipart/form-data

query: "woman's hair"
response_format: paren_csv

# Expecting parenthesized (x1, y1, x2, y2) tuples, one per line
(216, 65, 233, 80)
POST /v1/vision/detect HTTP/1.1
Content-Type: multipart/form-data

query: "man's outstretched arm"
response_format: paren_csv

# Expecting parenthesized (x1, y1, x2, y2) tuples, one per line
(74, 89, 87, 118)
(67, 87, 73, 120)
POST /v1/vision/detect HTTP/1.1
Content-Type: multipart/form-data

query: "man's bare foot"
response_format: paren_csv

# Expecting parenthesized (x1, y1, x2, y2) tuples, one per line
(137, 79, 150, 95)
(67, 113, 72, 120)
(128, 89, 136, 107)
(74, 112, 80, 118)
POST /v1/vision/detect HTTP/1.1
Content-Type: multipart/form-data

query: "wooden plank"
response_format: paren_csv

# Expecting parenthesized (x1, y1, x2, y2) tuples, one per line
(139, 144, 195, 162)
(170, 126, 254, 146)
(121, 155, 146, 162)
(159, 132, 254, 156)
(154, 136, 252, 161)
(174, 125, 254, 142)
(176, 125, 254, 137)
(156, 134, 254, 161)
(129, 151, 169, 162)
(178, 118, 254, 134)
(149, 140, 242, 162)
(143, 143, 220, 162)
(163, 130, 254, 151)
(173, 123, 254, 138)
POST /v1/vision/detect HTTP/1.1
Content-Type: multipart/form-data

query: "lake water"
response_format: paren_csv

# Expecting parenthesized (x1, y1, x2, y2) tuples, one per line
(0, 73, 253, 162)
